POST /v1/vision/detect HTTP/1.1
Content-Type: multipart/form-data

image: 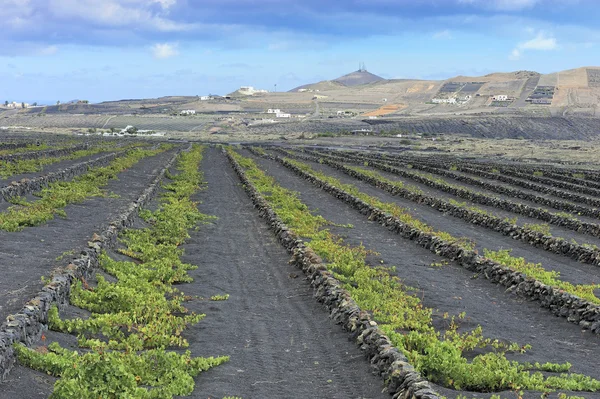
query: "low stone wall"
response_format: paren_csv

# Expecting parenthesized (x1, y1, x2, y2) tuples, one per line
(308, 148, 600, 239)
(264, 148, 600, 268)
(422, 161, 600, 210)
(466, 164, 600, 198)
(257, 149, 600, 334)
(0, 143, 29, 151)
(0, 144, 88, 162)
(348, 151, 600, 209)
(0, 145, 185, 382)
(224, 149, 439, 399)
(396, 154, 600, 191)
(0, 152, 118, 203)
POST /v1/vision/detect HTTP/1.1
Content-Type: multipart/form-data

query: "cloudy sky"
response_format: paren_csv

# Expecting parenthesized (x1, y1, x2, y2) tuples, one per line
(1, 0, 598, 103)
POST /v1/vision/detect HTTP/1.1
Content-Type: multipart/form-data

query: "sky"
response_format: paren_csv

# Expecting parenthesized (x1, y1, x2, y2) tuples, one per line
(0, 0, 599, 104)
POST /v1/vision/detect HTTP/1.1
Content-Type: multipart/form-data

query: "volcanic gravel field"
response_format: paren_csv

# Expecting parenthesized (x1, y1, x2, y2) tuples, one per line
(2, 136, 600, 399)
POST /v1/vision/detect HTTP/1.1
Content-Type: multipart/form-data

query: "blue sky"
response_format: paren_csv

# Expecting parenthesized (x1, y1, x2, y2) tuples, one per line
(1, 0, 598, 104)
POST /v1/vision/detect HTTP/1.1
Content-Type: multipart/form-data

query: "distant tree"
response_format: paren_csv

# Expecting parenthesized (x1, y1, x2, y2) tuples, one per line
(4, 101, 7, 106)
(32, 102, 37, 106)
(21, 102, 25, 109)
(110, 127, 116, 133)
(56, 101, 60, 106)
(126, 126, 138, 134)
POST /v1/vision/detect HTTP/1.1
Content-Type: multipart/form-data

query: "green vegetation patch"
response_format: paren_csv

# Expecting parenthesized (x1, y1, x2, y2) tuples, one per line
(15, 145, 228, 398)
(0, 145, 171, 232)
(0, 141, 147, 178)
(228, 149, 600, 393)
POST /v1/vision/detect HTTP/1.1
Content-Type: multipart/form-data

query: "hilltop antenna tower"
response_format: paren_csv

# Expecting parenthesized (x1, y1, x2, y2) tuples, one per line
(358, 62, 366, 72)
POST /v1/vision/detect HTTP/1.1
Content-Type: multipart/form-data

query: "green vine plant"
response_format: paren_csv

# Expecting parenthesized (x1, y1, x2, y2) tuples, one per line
(227, 149, 600, 394)
(282, 154, 600, 305)
(15, 145, 228, 398)
(315, 149, 588, 226)
(284, 157, 476, 251)
(0, 144, 172, 232)
(0, 142, 54, 156)
(0, 141, 147, 178)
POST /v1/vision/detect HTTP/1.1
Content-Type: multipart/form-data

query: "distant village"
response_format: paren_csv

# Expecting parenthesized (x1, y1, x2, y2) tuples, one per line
(1, 101, 35, 109)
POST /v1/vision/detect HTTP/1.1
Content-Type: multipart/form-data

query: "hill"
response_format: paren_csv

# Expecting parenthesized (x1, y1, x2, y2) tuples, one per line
(278, 66, 600, 117)
(333, 69, 385, 86)
(290, 68, 385, 92)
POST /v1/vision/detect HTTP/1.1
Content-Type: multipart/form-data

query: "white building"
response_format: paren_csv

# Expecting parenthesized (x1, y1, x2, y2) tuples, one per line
(5, 101, 29, 109)
(276, 112, 291, 118)
(200, 96, 211, 101)
(267, 108, 281, 114)
(431, 97, 457, 104)
(493, 95, 508, 101)
(180, 110, 196, 115)
(239, 86, 268, 95)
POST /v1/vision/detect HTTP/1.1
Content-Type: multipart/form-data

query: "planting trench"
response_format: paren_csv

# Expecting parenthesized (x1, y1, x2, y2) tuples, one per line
(182, 147, 387, 398)
(262, 150, 600, 290)
(244, 150, 600, 398)
(0, 152, 125, 202)
(0, 147, 179, 323)
(0, 152, 110, 186)
(0, 146, 388, 399)
(310, 149, 600, 227)
(359, 164, 600, 248)
(283, 148, 600, 249)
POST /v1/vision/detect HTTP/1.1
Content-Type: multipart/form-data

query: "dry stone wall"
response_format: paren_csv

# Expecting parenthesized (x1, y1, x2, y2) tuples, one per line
(0, 145, 185, 382)
(225, 149, 440, 399)
(265, 148, 600, 268)
(255, 148, 600, 334)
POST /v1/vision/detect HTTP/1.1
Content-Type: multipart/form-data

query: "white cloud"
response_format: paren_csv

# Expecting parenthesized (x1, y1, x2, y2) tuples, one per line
(509, 31, 557, 60)
(459, 0, 540, 10)
(46, 0, 192, 32)
(151, 42, 179, 59)
(153, 0, 176, 9)
(39, 45, 58, 55)
(509, 48, 521, 60)
(432, 30, 452, 39)
(520, 32, 557, 50)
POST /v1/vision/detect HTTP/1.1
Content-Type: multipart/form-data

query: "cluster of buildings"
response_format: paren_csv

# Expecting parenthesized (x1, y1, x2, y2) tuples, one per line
(266, 108, 291, 118)
(3, 101, 30, 109)
(431, 95, 472, 105)
(238, 86, 268, 95)
(180, 109, 196, 115)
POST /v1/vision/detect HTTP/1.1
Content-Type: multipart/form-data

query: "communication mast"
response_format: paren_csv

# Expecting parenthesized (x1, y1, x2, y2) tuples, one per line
(358, 62, 366, 72)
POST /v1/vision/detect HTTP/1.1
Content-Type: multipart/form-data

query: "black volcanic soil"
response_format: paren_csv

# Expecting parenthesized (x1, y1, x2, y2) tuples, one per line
(245, 116, 600, 141)
(3, 145, 600, 399)
(0, 148, 178, 322)
(0, 152, 116, 189)
(0, 147, 388, 399)
(183, 147, 387, 398)
(245, 149, 600, 399)
(268, 152, 600, 288)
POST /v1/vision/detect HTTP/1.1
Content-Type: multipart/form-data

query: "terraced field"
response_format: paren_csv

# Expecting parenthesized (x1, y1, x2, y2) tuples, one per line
(2, 135, 600, 398)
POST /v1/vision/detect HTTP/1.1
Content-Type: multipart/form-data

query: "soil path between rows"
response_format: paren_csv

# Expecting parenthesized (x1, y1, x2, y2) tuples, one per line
(391, 161, 600, 226)
(271, 152, 600, 289)
(301, 149, 600, 246)
(358, 163, 600, 248)
(0, 151, 116, 189)
(246, 150, 600, 399)
(181, 147, 387, 398)
(0, 147, 179, 322)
